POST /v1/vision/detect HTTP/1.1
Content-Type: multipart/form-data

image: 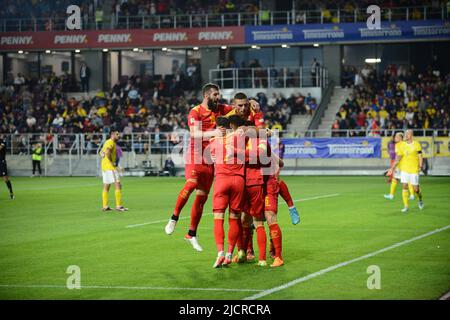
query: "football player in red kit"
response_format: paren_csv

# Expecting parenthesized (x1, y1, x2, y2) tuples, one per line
(264, 159, 285, 267)
(209, 116, 247, 268)
(165, 83, 233, 252)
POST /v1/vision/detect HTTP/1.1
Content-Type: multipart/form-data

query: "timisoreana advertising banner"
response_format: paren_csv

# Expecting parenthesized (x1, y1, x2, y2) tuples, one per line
(381, 137, 450, 158)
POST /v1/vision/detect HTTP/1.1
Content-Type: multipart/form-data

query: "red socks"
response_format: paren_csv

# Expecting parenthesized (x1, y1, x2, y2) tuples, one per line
(173, 180, 197, 217)
(236, 219, 243, 251)
(269, 223, 283, 259)
(227, 217, 240, 254)
(188, 194, 208, 233)
(247, 228, 254, 253)
(278, 180, 294, 207)
(214, 218, 224, 252)
(255, 225, 267, 261)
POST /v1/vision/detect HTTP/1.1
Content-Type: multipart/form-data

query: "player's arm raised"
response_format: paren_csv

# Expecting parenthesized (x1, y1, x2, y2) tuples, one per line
(189, 122, 226, 140)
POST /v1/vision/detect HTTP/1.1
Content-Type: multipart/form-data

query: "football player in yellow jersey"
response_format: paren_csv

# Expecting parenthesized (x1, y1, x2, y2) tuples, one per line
(388, 130, 424, 213)
(384, 132, 415, 200)
(100, 130, 128, 212)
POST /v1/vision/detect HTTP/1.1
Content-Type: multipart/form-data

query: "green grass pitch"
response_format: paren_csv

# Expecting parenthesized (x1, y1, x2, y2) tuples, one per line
(0, 176, 449, 300)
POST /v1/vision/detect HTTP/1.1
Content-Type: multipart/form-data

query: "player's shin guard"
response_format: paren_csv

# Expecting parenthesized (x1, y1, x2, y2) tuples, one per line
(227, 217, 240, 254)
(102, 190, 108, 208)
(115, 189, 122, 207)
(402, 189, 409, 208)
(214, 218, 224, 252)
(255, 225, 267, 261)
(188, 194, 208, 236)
(278, 180, 294, 208)
(390, 179, 398, 196)
(173, 180, 197, 219)
(269, 223, 283, 260)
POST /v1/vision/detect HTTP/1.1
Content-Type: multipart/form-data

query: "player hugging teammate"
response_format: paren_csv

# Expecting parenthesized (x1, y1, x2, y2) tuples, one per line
(164, 84, 300, 268)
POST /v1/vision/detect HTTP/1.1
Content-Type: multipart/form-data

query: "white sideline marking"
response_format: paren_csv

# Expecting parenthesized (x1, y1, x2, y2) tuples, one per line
(243, 224, 450, 300)
(125, 193, 341, 229)
(0, 284, 261, 293)
(439, 291, 450, 300)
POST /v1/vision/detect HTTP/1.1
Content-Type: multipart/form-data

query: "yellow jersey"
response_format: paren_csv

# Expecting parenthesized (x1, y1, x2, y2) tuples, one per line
(397, 140, 422, 174)
(394, 141, 405, 171)
(100, 138, 116, 171)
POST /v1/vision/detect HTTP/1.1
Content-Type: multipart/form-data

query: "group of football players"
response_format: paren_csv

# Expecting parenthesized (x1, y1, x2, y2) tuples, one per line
(164, 83, 300, 268)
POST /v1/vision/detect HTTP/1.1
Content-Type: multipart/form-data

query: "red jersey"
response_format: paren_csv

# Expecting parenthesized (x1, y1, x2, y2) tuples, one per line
(187, 103, 233, 164)
(248, 110, 265, 128)
(225, 108, 265, 128)
(245, 138, 270, 186)
(210, 132, 246, 177)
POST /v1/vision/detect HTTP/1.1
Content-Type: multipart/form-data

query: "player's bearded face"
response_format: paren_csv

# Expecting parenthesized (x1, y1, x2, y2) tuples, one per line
(207, 91, 219, 112)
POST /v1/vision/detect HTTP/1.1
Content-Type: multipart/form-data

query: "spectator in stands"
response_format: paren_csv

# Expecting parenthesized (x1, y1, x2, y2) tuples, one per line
(164, 156, 176, 176)
(52, 113, 64, 128)
(80, 63, 91, 93)
(310, 58, 320, 86)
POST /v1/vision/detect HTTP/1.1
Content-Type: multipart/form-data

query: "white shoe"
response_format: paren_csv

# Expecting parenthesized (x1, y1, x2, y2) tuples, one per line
(213, 252, 225, 268)
(165, 219, 177, 235)
(418, 201, 424, 210)
(185, 235, 203, 252)
(384, 194, 394, 200)
(409, 195, 415, 200)
(401, 207, 409, 213)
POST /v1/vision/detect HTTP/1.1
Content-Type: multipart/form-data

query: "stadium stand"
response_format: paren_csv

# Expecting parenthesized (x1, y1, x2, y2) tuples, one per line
(328, 64, 450, 137)
(0, 72, 318, 139)
(1, 0, 448, 31)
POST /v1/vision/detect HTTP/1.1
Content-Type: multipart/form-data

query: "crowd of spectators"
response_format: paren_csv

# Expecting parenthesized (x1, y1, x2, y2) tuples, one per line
(0, 70, 318, 153)
(332, 63, 450, 137)
(2, 0, 447, 31)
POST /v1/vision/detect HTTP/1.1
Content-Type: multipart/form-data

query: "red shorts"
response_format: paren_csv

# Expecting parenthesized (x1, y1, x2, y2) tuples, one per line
(244, 185, 265, 219)
(213, 175, 245, 214)
(264, 175, 279, 213)
(185, 163, 214, 194)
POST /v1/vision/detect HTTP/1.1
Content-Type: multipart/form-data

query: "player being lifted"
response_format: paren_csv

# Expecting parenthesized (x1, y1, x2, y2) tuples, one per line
(225, 93, 300, 225)
(0, 136, 14, 199)
(164, 83, 233, 252)
(100, 130, 128, 212)
(384, 132, 415, 200)
(388, 129, 424, 212)
(209, 116, 247, 267)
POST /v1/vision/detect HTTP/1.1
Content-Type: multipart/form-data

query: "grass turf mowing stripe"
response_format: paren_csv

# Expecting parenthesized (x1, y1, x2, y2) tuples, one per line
(125, 193, 340, 229)
(0, 284, 262, 293)
(243, 224, 450, 300)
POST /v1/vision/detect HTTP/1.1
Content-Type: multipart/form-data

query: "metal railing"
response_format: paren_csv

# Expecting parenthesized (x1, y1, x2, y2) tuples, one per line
(209, 66, 328, 89)
(1, 132, 191, 157)
(0, 6, 447, 32)
(308, 80, 335, 130)
(2, 129, 449, 157)
(285, 128, 450, 138)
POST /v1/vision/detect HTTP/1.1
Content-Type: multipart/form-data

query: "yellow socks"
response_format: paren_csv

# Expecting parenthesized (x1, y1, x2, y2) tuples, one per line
(402, 189, 409, 208)
(408, 183, 414, 196)
(102, 190, 108, 208)
(115, 189, 122, 207)
(390, 179, 398, 196)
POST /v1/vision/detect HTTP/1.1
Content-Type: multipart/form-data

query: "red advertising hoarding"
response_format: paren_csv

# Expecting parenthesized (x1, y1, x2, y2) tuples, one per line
(0, 27, 245, 51)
